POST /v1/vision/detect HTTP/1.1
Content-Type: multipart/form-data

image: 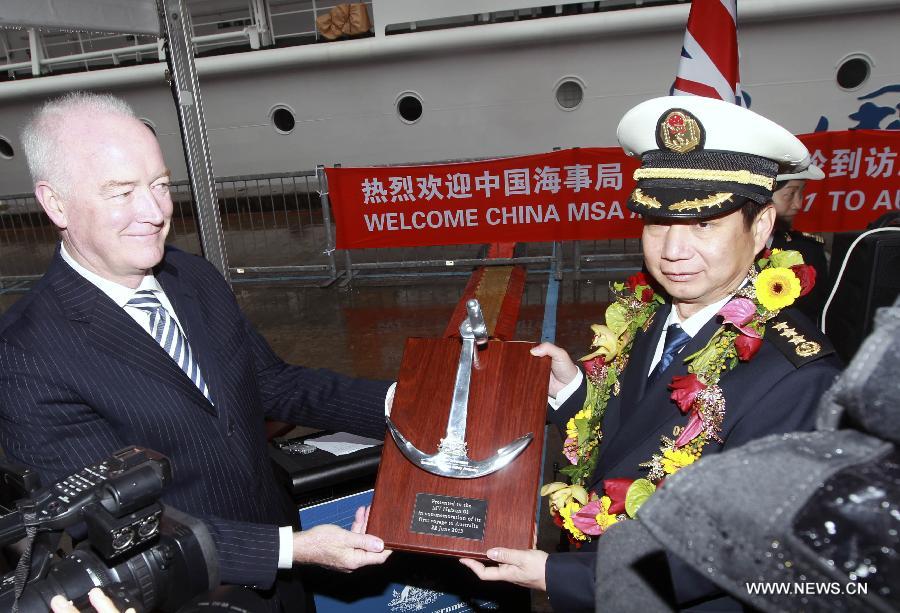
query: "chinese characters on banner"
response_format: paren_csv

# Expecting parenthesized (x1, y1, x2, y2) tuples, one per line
(326, 130, 899, 249)
(792, 130, 900, 233)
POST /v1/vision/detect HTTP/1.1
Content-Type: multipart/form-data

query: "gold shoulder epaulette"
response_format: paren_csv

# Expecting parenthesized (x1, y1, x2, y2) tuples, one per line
(766, 310, 834, 368)
(799, 231, 825, 244)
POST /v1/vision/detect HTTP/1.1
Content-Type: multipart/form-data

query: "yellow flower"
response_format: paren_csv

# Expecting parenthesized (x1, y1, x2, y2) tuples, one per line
(661, 447, 698, 474)
(594, 495, 620, 531)
(755, 267, 801, 311)
(561, 500, 588, 541)
(565, 408, 592, 440)
(580, 324, 620, 362)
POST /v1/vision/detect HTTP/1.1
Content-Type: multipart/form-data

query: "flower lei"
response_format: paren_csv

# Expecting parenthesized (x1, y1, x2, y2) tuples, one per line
(541, 248, 816, 544)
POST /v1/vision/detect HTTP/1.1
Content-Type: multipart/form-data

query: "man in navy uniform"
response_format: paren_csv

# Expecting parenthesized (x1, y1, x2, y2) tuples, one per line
(768, 165, 830, 325)
(460, 96, 842, 611)
(0, 92, 391, 610)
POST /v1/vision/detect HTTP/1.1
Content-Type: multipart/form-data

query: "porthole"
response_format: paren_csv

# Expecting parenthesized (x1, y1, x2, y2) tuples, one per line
(271, 105, 296, 134)
(396, 93, 423, 124)
(555, 78, 584, 111)
(836, 55, 871, 91)
(0, 136, 13, 159)
(140, 119, 157, 136)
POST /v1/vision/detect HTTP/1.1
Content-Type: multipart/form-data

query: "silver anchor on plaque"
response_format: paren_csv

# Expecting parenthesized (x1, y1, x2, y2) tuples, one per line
(386, 299, 533, 479)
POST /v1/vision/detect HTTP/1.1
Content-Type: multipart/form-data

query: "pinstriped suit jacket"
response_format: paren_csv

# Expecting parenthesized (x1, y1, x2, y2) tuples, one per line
(0, 246, 391, 590)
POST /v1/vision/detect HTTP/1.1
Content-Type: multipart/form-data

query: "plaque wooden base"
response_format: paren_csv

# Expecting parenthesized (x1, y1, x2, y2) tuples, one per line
(367, 338, 550, 560)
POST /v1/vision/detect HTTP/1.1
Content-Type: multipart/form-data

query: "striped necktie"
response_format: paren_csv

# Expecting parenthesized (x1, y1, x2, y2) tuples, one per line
(647, 323, 692, 385)
(126, 289, 213, 403)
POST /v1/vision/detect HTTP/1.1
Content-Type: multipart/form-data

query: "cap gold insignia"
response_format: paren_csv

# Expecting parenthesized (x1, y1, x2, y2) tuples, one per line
(660, 111, 701, 154)
(669, 192, 733, 213)
(631, 188, 662, 209)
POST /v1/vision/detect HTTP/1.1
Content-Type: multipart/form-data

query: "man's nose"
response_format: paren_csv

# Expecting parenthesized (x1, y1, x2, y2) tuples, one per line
(661, 224, 692, 260)
(135, 187, 167, 224)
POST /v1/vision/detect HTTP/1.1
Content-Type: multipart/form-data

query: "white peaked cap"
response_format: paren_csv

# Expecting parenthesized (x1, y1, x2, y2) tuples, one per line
(617, 96, 811, 171)
(777, 165, 826, 182)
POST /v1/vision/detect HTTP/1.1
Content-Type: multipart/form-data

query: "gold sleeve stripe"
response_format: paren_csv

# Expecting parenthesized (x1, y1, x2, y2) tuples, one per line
(633, 167, 775, 189)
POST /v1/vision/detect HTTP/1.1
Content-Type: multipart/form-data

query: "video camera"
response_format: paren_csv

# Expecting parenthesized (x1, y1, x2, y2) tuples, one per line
(0, 447, 226, 612)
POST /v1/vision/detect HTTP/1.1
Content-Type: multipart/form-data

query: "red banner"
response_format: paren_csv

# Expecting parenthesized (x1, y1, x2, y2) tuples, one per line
(327, 149, 642, 249)
(327, 130, 899, 249)
(792, 130, 900, 233)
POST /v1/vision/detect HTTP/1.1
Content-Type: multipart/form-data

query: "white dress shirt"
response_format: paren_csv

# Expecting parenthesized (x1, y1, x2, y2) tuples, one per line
(61, 243, 182, 330)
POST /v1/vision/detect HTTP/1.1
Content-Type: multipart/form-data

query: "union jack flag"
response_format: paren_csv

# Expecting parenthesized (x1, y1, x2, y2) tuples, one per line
(672, 0, 747, 106)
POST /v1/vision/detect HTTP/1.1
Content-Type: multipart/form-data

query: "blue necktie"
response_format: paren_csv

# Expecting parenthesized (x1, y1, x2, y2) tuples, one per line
(126, 290, 213, 403)
(648, 323, 691, 384)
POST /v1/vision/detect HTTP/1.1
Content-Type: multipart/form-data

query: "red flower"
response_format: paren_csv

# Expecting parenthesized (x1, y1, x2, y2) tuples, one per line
(734, 334, 763, 361)
(790, 264, 817, 297)
(625, 272, 655, 302)
(760, 248, 772, 260)
(602, 478, 634, 515)
(625, 272, 649, 293)
(668, 374, 707, 413)
(582, 355, 606, 376)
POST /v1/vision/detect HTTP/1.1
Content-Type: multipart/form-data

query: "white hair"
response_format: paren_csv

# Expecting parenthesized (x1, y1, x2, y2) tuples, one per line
(20, 91, 137, 196)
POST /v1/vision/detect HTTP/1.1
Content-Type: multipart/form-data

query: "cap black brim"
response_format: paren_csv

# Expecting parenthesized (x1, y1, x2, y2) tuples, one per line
(626, 187, 763, 219)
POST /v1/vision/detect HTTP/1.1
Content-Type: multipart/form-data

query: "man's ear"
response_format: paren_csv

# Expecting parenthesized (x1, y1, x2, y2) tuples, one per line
(753, 204, 776, 252)
(35, 182, 68, 230)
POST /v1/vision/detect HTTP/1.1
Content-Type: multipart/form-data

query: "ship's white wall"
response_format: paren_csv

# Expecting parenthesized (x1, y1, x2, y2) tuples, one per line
(1, 4, 898, 195)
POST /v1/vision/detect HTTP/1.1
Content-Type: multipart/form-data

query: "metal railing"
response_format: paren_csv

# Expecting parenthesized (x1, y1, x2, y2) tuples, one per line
(0, 1, 374, 78)
(0, 0, 677, 77)
(0, 167, 641, 290)
(0, 169, 337, 286)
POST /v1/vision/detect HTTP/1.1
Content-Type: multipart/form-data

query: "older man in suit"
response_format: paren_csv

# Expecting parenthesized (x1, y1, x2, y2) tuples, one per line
(0, 92, 391, 609)
(461, 96, 842, 611)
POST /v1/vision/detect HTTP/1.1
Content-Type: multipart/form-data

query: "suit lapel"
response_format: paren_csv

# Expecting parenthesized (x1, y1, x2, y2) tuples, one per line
(621, 303, 670, 405)
(592, 304, 668, 463)
(49, 251, 217, 416)
(156, 259, 224, 415)
(593, 310, 723, 482)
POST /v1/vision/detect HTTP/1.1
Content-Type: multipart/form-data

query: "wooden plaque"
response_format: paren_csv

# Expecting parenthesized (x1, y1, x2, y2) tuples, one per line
(367, 338, 550, 559)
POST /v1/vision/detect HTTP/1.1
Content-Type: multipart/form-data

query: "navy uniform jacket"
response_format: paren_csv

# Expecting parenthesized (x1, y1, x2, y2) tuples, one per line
(771, 229, 830, 325)
(544, 302, 841, 612)
(0, 247, 391, 591)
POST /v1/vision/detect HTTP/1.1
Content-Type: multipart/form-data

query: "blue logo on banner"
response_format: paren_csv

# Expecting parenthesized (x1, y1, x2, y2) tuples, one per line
(815, 84, 900, 132)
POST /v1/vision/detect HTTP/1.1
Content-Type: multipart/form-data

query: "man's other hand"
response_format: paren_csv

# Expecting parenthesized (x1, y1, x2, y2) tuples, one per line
(350, 505, 370, 534)
(459, 547, 549, 590)
(530, 343, 578, 398)
(50, 587, 136, 613)
(293, 507, 391, 572)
